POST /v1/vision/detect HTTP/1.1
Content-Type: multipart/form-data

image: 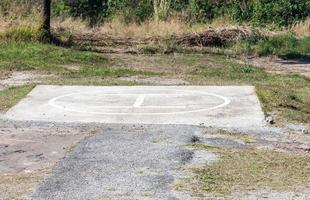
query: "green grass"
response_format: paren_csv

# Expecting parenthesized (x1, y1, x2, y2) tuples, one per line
(0, 26, 38, 42)
(0, 41, 156, 77)
(186, 144, 310, 197)
(0, 85, 34, 111)
(0, 41, 108, 72)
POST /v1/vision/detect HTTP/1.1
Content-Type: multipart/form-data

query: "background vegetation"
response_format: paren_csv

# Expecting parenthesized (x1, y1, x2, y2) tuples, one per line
(1, 0, 309, 27)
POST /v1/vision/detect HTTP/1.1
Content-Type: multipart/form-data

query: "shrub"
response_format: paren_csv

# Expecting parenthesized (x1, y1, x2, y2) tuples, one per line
(230, 0, 310, 26)
(183, 0, 228, 23)
(64, 0, 108, 25)
(108, 0, 153, 23)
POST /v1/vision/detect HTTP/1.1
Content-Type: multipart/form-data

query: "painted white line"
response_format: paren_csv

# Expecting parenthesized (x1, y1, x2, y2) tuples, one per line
(133, 94, 145, 108)
(48, 89, 231, 115)
(89, 105, 187, 109)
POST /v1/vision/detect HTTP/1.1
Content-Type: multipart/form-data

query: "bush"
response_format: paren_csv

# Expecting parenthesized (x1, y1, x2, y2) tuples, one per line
(108, 0, 153, 23)
(64, 0, 108, 25)
(52, 0, 70, 16)
(1, 0, 309, 27)
(185, 0, 227, 23)
(230, 0, 310, 26)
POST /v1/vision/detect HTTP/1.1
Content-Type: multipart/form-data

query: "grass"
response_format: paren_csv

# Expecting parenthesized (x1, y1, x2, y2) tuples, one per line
(187, 144, 310, 197)
(0, 85, 34, 111)
(0, 26, 38, 42)
(0, 42, 108, 72)
(205, 129, 256, 144)
(0, 172, 48, 200)
(290, 19, 310, 37)
(236, 34, 310, 59)
(0, 41, 155, 77)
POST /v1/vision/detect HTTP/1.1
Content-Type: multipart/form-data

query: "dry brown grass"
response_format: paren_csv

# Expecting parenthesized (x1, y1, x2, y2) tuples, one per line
(53, 18, 206, 38)
(0, 170, 49, 200)
(1, 16, 207, 38)
(0, 19, 10, 33)
(291, 19, 310, 37)
(98, 19, 202, 38)
(0, 1, 40, 18)
(52, 17, 89, 34)
(183, 144, 310, 198)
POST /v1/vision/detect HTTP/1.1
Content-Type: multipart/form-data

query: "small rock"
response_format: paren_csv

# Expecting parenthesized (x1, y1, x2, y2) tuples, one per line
(302, 128, 309, 134)
(266, 116, 274, 124)
(190, 135, 200, 143)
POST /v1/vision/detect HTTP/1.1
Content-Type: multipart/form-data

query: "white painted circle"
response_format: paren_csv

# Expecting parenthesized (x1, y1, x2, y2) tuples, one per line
(48, 89, 231, 115)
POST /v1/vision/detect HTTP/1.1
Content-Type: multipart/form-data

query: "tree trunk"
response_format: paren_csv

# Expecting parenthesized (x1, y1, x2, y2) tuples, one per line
(153, 0, 159, 22)
(42, 0, 51, 34)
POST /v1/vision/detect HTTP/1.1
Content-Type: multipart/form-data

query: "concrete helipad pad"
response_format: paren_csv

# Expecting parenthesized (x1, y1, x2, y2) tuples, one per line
(4, 85, 265, 127)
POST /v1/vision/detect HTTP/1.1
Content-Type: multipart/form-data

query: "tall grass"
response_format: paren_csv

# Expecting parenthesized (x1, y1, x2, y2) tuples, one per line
(291, 19, 310, 37)
(0, 26, 38, 42)
(0, 0, 41, 18)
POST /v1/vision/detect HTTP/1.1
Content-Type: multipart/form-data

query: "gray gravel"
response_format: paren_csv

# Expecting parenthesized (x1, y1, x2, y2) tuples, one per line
(30, 124, 212, 200)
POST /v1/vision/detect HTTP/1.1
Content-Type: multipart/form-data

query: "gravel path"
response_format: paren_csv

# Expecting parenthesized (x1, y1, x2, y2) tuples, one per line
(30, 124, 213, 200)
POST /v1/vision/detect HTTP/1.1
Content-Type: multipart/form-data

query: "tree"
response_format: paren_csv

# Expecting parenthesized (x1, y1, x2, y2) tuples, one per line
(42, 0, 51, 36)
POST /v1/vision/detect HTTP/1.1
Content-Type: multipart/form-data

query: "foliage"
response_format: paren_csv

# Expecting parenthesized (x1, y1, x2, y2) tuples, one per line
(230, 0, 310, 26)
(107, 0, 153, 23)
(185, 0, 227, 23)
(238, 33, 310, 59)
(1, 0, 309, 27)
(63, 0, 108, 25)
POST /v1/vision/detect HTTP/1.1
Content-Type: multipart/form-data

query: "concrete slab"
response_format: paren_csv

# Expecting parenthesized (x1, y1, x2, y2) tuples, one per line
(4, 85, 265, 127)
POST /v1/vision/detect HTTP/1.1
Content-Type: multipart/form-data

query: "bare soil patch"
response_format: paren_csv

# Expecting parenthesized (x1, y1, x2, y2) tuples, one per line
(0, 122, 94, 200)
(118, 75, 189, 85)
(0, 71, 54, 90)
(238, 56, 310, 77)
(107, 53, 214, 74)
